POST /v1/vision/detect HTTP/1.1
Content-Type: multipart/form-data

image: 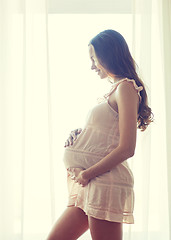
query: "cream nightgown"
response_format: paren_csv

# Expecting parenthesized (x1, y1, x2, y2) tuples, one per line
(63, 78, 143, 224)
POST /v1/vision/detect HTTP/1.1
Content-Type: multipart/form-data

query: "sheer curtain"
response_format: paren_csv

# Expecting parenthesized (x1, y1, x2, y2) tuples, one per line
(126, 0, 171, 239)
(0, 0, 171, 240)
(0, 1, 53, 239)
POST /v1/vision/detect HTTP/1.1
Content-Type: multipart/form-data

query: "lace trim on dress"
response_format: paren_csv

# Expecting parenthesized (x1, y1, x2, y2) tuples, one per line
(98, 78, 143, 103)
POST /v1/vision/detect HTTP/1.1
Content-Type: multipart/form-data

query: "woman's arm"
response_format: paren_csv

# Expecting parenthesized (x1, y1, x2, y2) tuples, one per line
(77, 81, 139, 185)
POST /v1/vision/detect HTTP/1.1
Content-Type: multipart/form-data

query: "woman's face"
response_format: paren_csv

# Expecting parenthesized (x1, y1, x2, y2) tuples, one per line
(89, 44, 108, 79)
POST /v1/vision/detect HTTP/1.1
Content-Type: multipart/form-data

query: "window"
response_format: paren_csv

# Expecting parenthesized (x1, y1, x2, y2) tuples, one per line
(48, 0, 132, 14)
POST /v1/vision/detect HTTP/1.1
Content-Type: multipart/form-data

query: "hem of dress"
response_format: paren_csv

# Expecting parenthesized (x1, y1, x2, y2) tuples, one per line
(67, 202, 134, 224)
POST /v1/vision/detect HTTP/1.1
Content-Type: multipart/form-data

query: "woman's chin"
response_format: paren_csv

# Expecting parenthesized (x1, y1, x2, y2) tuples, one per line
(99, 74, 107, 79)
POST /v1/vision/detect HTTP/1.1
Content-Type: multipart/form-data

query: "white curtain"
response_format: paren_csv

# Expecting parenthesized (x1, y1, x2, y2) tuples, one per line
(125, 0, 171, 239)
(0, 0, 171, 240)
(0, 1, 55, 239)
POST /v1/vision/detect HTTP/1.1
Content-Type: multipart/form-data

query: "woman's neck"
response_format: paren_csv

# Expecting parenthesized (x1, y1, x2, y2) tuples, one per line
(107, 75, 125, 83)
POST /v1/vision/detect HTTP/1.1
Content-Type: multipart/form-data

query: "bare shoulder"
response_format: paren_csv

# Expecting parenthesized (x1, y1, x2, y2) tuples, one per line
(116, 80, 137, 93)
(108, 80, 139, 112)
(115, 80, 139, 102)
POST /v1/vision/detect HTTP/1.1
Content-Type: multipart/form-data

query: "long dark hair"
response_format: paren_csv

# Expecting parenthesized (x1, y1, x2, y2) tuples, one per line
(89, 29, 153, 131)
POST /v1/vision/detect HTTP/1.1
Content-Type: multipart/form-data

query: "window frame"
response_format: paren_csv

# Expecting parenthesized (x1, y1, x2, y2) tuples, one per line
(48, 0, 132, 14)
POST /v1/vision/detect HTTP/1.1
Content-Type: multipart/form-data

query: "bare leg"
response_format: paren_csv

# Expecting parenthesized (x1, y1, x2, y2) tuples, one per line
(88, 216, 123, 240)
(46, 207, 89, 240)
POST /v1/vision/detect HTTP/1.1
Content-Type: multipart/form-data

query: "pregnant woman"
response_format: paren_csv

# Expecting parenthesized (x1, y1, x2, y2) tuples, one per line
(47, 29, 153, 240)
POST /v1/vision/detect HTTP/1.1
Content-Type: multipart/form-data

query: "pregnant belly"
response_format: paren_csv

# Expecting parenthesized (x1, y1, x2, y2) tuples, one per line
(63, 148, 103, 169)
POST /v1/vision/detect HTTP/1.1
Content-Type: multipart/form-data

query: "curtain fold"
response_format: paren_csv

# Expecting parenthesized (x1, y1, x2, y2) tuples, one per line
(0, 1, 54, 239)
(161, 0, 171, 237)
(130, 0, 170, 239)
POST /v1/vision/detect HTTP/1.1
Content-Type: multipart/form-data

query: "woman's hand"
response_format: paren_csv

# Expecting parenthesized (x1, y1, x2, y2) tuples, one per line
(64, 128, 82, 147)
(75, 169, 90, 187)
(67, 167, 90, 187)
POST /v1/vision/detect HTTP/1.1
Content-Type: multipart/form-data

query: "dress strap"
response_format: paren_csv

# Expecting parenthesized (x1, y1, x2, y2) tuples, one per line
(103, 78, 143, 102)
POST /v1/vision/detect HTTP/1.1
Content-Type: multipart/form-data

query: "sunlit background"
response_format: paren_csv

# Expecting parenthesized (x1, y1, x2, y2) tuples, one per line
(0, 0, 170, 239)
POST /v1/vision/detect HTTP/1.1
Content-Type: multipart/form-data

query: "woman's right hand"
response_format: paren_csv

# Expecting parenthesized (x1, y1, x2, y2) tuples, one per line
(64, 128, 82, 147)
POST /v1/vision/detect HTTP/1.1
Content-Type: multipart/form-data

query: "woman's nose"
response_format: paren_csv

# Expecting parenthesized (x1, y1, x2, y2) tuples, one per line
(91, 63, 96, 70)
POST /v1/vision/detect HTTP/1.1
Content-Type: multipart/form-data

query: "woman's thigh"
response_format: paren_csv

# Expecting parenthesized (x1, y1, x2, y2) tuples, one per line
(46, 206, 89, 240)
(88, 216, 123, 240)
